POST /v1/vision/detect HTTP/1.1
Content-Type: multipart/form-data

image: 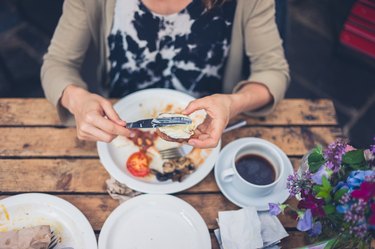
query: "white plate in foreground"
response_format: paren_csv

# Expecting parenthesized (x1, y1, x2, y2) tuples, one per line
(0, 193, 97, 249)
(97, 88, 221, 194)
(98, 194, 211, 249)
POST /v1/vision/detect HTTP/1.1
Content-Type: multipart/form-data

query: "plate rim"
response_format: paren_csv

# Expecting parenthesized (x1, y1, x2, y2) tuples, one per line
(214, 137, 293, 210)
(98, 194, 211, 249)
(97, 88, 221, 194)
(0, 193, 98, 249)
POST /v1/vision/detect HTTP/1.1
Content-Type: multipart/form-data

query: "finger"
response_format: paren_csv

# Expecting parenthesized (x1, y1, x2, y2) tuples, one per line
(188, 136, 219, 148)
(101, 100, 125, 126)
(182, 98, 208, 115)
(81, 125, 116, 143)
(91, 114, 131, 137)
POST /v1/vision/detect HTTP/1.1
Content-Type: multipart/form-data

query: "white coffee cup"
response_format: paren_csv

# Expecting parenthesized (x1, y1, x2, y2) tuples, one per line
(221, 141, 284, 197)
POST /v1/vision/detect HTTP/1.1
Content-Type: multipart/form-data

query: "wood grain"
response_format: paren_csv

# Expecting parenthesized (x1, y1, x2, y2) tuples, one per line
(0, 127, 341, 157)
(0, 158, 300, 193)
(0, 99, 337, 126)
(0, 194, 298, 230)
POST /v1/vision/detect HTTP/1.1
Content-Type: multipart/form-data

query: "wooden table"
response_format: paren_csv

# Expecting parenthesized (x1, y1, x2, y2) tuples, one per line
(0, 98, 342, 248)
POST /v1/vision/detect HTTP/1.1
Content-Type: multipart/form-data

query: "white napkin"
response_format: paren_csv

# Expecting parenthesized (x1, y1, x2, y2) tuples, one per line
(216, 207, 288, 249)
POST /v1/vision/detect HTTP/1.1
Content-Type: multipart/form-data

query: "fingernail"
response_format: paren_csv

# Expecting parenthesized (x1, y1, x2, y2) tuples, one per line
(129, 132, 136, 138)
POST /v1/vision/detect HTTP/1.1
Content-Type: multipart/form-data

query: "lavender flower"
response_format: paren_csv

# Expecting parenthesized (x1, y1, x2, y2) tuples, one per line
(287, 170, 313, 197)
(337, 192, 351, 214)
(343, 199, 368, 238)
(268, 203, 287, 216)
(371, 136, 375, 154)
(311, 165, 332, 185)
(323, 139, 347, 172)
(297, 209, 313, 232)
(308, 221, 322, 237)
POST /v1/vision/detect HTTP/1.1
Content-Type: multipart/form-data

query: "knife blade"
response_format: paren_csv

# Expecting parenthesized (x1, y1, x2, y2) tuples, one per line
(126, 117, 192, 129)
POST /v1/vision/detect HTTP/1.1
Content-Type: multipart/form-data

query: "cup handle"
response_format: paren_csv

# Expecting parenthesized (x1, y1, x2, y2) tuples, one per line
(221, 168, 235, 183)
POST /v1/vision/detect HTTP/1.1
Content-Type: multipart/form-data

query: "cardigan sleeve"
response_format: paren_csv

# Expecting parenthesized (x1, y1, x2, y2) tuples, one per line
(234, 0, 290, 116)
(41, 0, 91, 126)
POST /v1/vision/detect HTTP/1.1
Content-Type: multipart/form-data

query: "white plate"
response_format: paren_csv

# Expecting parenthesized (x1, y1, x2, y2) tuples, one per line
(214, 137, 293, 211)
(0, 193, 97, 249)
(97, 89, 221, 194)
(98, 194, 211, 249)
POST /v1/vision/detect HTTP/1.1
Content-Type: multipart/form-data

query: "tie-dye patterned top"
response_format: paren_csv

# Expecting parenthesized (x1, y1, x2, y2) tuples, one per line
(107, 0, 236, 98)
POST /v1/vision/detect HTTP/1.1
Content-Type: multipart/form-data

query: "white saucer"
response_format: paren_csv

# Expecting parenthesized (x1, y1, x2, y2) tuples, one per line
(214, 137, 293, 211)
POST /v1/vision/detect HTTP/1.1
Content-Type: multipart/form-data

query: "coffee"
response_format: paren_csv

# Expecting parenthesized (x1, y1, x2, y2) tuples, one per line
(235, 154, 276, 185)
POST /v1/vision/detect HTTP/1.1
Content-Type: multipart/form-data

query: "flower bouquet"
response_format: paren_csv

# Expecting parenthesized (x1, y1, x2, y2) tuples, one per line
(269, 138, 375, 249)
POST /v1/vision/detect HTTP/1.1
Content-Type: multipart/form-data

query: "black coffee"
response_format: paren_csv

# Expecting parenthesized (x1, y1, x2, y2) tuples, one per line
(235, 154, 275, 185)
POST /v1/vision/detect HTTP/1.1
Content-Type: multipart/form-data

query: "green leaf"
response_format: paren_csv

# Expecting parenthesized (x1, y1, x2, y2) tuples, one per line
(308, 149, 325, 173)
(342, 150, 365, 165)
(334, 188, 348, 202)
(324, 239, 338, 249)
(317, 191, 330, 199)
(323, 205, 335, 215)
(322, 176, 332, 190)
(313, 185, 321, 193)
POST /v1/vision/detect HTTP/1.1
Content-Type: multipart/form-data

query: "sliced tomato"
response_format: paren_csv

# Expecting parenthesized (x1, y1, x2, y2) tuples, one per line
(126, 152, 150, 177)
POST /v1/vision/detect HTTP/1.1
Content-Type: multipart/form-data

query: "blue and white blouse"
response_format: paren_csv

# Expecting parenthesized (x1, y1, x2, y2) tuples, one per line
(107, 0, 236, 98)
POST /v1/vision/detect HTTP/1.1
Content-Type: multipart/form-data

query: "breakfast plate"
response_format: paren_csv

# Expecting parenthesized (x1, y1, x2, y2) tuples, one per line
(98, 194, 211, 249)
(0, 193, 97, 249)
(97, 89, 221, 194)
(214, 137, 293, 211)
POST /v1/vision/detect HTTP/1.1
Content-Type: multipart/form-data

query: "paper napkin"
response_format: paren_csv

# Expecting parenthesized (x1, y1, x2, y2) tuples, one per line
(216, 207, 288, 249)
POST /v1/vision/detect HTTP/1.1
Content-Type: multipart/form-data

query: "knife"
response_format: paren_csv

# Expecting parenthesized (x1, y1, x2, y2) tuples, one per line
(126, 116, 192, 129)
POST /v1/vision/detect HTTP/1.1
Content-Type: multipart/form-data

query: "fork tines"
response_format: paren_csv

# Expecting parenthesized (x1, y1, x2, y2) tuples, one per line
(159, 147, 183, 159)
(48, 231, 58, 249)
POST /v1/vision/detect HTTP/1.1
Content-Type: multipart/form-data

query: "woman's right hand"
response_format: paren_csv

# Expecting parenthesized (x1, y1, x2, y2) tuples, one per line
(61, 85, 131, 142)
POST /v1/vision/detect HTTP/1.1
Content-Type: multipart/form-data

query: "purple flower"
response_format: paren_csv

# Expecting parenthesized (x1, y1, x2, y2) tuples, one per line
(297, 209, 313, 232)
(371, 136, 375, 154)
(343, 199, 368, 238)
(323, 139, 347, 172)
(287, 171, 313, 197)
(308, 221, 322, 237)
(268, 203, 287, 216)
(346, 170, 375, 189)
(269, 203, 282, 215)
(298, 192, 325, 217)
(311, 165, 332, 185)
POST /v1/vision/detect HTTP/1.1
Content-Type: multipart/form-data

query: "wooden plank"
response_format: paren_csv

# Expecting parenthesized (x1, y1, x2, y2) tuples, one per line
(0, 158, 300, 193)
(0, 159, 109, 192)
(0, 127, 341, 157)
(0, 99, 337, 126)
(0, 194, 298, 230)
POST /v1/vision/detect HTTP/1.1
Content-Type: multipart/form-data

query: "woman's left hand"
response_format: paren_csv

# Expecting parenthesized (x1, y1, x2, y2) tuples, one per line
(182, 94, 235, 148)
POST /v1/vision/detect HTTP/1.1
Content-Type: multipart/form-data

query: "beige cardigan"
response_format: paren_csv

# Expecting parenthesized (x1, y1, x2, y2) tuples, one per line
(41, 0, 289, 125)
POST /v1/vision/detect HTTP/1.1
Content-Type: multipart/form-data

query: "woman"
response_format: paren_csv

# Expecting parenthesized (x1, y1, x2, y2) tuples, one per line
(41, 0, 289, 148)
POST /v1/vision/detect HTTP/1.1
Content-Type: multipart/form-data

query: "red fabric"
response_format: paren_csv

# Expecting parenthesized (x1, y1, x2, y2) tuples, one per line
(340, 0, 375, 59)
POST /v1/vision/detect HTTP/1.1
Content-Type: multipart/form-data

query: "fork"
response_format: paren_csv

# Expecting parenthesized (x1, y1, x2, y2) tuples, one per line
(48, 231, 58, 249)
(159, 119, 247, 159)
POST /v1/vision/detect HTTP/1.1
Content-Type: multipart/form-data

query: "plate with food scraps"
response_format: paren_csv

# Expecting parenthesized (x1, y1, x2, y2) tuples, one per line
(97, 88, 221, 194)
(98, 194, 211, 249)
(0, 193, 97, 249)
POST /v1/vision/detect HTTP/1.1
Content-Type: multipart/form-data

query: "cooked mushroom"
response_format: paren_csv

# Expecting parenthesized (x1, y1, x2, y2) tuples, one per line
(162, 160, 176, 173)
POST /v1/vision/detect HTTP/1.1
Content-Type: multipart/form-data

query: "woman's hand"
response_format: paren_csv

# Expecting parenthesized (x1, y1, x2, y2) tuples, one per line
(61, 85, 131, 142)
(183, 83, 273, 148)
(182, 94, 234, 148)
